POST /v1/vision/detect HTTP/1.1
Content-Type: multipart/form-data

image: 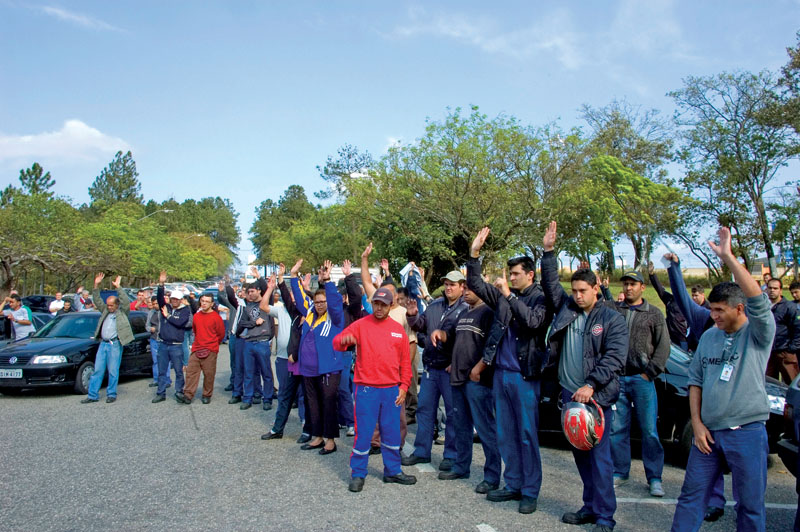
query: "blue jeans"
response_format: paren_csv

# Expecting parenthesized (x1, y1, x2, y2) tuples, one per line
(228, 334, 236, 387)
(87, 340, 122, 400)
(412, 366, 456, 460)
(351, 384, 402, 478)
(243, 339, 273, 404)
(232, 336, 245, 398)
(182, 331, 193, 366)
(272, 360, 308, 434)
(150, 339, 171, 385)
(338, 351, 354, 428)
(671, 422, 768, 532)
(451, 381, 501, 484)
(610, 375, 664, 482)
(495, 368, 542, 498)
(561, 388, 616, 529)
(157, 342, 184, 396)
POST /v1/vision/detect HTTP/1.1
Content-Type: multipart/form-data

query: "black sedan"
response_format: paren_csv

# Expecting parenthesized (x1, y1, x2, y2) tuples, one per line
(0, 311, 152, 395)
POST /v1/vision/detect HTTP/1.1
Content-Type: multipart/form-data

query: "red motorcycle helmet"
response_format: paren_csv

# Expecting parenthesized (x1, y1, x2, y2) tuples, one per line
(561, 398, 605, 451)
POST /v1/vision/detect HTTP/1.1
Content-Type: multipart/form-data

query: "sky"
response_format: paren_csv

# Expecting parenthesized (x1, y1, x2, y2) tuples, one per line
(1, 1, 799, 268)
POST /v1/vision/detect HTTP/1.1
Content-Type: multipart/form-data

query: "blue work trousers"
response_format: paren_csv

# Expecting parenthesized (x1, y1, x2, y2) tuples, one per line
(87, 339, 122, 400)
(451, 381, 501, 485)
(338, 351, 354, 428)
(561, 388, 617, 529)
(272, 360, 309, 434)
(495, 368, 542, 498)
(243, 339, 273, 404)
(412, 366, 456, 460)
(671, 422, 768, 532)
(610, 375, 665, 482)
(351, 384, 402, 479)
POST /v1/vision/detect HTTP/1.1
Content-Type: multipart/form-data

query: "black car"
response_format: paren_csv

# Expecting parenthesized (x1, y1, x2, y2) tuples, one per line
(0, 311, 152, 395)
(0, 312, 54, 345)
(21, 294, 56, 313)
(777, 374, 800, 477)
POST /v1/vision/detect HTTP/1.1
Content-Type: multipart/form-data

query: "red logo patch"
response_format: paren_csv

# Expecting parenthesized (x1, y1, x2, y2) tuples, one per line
(591, 324, 603, 336)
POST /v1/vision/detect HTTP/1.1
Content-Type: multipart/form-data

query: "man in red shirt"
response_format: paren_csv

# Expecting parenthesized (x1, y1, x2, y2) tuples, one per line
(130, 289, 149, 311)
(334, 287, 417, 493)
(181, 293, 226, 404)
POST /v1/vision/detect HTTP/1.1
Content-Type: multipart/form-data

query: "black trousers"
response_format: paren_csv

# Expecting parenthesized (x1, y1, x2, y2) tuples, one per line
(303, 373, 341, 439)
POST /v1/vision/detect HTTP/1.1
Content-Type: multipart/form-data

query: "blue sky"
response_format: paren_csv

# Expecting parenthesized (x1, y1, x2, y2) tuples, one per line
(1, 1, 799, 267)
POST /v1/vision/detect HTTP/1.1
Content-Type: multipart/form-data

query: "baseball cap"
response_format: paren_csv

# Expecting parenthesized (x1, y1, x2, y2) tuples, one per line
(441, 270, 466, 283)
(169, 289, 185, 299)
(372, 287, 394, 305)
(620, 271, 645, 284)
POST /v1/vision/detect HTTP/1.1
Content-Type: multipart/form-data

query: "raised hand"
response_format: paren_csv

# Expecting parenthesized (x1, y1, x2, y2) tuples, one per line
(708, 226, 733, 260)
(301, 273, 312, 293)
(405, 298, 419, 316)
(380, 258, 389, 273)
(94, 272, 105, 288)
(663, 253, 678, 264)
(543, 220, 557, 252)
(493, 268, 511, 297)
(249, 265, 260, 278)
(277, 263, 286, 278)
(267, 275, 276, 291)
(470, 227, 490, 258)
(342, 259, 352, 277)
(111, 276, 122, 289)
(290, 259, 303, 276)
(361, 242, 373, 260)
(159, 270, 167, 284)
(647, 261, 655, 275)
(320, 260, 332, 282)
(602, 277, 609, 289)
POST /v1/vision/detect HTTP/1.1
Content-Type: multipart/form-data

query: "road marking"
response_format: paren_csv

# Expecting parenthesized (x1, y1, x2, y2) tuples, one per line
(476, 524, 497, 532)
(616, 498, 796, 510)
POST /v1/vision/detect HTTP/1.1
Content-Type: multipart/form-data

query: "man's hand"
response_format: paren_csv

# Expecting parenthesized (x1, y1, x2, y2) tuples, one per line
(255, 317, 265, 326)
(470, 361, 487, 382)
(150, 327, 156, 334)
(430, 329, 446, 347)
(602, 277, 610, 289)
(288, 355, 296, 364)
(277, 263, 286, 283)
(708, 226, 734, 261)
(342, 259, 352, 277)
(692, 419, 715, 454)
(663, 252, 679, 264)
(161, 306, 169, 317)
(405, 298, 419, 316)
(159, 270, 167, 284)
(77, 285, 84, 294)
(320, 260, 332, 282)
(267, 275, 276, 292)
(361, 242, 373, 260)
(543, 220, 557, 252)
(111, 276, 122, 289)
(640, 373, 650, 381)
(300, 273, 312, 293)
(290, 259, 303, 277)
(94, 272, 105, 288)
(471, 227, 490, 258)
(338, 334, 357, 347)
(647, 261, 655, 275)
(494, 268, 511, 297)
(395, 388, 407, 407)
(572, 385, 594, 403)
(249, 265, 260, 279)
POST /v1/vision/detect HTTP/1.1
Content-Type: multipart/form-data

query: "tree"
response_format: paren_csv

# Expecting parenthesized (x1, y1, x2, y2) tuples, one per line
(88, 150, 143, 206)
(316, 144, 375, 200)
(19, 163, 55, 196)
(769, 187, 800, 279)
(250, 185, 316, 263)
(670, 71, 800, 275)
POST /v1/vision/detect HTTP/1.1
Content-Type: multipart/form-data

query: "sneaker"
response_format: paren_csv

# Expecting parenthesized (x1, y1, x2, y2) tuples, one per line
(704, 506, 724, 522)
(228, 397, 241, 404)
(401, 455, 431, 466)
(346, 426, 355, 437)
(475, 481, 498, 494)
(613, 475, 628, 488)
(519, 496, 538, 514)
(383, 472, 417, 485)
(649, 479, 665, 497)
(487, 487, 522, 502)
(80, 398, 98, 404)
(439, 458, 454, 471)
(561, 510, 597, 525)
(151, 395, 166, 403)
(348, 477, 365, 492)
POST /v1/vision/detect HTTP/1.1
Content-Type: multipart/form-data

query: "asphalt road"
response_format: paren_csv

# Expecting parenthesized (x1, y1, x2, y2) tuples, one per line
(0, 345, 796, 531)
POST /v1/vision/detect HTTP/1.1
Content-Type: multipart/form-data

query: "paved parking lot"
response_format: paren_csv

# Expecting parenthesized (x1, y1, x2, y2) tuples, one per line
(0, 345, 796, 531)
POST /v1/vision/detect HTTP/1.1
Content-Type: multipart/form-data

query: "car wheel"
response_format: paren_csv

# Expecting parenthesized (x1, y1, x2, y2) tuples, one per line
(0, 387, 23, 396)
(73, 361, 94, 395)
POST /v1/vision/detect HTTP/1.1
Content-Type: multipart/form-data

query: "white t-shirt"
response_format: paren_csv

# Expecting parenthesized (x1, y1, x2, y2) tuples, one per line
(49, 299, 65, 314)
(3, 306, 35, 339)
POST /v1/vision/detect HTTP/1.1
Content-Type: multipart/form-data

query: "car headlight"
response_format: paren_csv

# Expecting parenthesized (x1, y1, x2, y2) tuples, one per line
(769, 395, 786, 415)
(31, 355, 67, 364)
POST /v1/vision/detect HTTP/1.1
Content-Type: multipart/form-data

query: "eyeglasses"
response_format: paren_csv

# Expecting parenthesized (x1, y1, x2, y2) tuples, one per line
(314, 300, 327, 305)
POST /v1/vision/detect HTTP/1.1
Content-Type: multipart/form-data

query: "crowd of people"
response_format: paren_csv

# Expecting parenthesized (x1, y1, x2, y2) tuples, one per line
(7, 222, 799, 532)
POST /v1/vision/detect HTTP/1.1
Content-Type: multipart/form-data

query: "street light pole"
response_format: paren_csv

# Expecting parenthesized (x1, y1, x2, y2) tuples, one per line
(130, 209, 173, 225)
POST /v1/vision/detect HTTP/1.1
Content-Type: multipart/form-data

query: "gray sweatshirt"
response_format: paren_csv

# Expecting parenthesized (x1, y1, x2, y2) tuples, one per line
(688, 293, 776, 430)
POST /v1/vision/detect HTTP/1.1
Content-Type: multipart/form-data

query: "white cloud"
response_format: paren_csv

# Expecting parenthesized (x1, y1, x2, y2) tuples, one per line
(0, 120, 131, 164)
(388, 8, 583, 70)
(39, 6, 123, 32)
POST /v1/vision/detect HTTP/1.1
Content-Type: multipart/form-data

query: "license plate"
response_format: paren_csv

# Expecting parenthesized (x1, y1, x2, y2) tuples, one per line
(0, 369, 22, 378)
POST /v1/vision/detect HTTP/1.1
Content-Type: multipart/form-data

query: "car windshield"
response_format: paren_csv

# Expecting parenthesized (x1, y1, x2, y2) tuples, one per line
(33, 314, 98, 339)
(669, 344, 692, 364)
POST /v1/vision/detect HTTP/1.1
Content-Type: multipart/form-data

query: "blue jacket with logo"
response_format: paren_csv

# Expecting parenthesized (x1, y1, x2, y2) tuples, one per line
(290, 277, 345, 376)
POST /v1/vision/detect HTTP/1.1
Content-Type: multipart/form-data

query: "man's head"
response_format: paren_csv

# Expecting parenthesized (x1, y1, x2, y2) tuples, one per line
(764, 273, 772, 283)
(8, 294, 21, 310)
(382, 283, 398, 307)
(570, 269, 599, 311)
(55, 292, 62, 301)
(105, 295, 119, 313)
(691, 285, 706, 305)
(83, 299, 94, 309)
(169, 289, 184, 307)
(149, 296, 158, 309)
(766, 278, 783, 303)
(136, 289, 145, 302)
(199, 293, 214, 312)
(371, 287, 394, 320)
(396, 287, 410, 308)
(708, 282, 747, 333)
(81, 289, 90, 299)
(62, 300, 72, 311)
(620, 271, 645, 306)
(507, 256, 536, 291)
(272, 290, 280, 304)
(462, 285, 482, 307)
(244, 284, 261, 302)
(440, 271, 465, 303)
(790, 280, 800, 303)
(312, 288, 327, 315)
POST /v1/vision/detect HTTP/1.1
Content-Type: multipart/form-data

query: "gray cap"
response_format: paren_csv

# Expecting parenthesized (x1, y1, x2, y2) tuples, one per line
(441, 270, 466, 283)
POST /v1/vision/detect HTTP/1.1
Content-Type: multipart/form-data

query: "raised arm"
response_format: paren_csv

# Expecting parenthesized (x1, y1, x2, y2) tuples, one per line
(156, 270, 167, 309)
(665, 254, 709, 341)
(321, 260, 345, 328)
(259, 276, 277, 314)
(540, 221, 568, 310)
(360, 243, 377, 299)
(112, 276, 130, 313)
(92, 272, 107, 313)
(343, 261, 364, 319)
(466, 227, 504, 310)
(647, 261, 670, 305)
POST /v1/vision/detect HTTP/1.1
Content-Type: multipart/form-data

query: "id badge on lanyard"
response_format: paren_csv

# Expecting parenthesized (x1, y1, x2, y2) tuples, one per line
(720, 363, 734, 382)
